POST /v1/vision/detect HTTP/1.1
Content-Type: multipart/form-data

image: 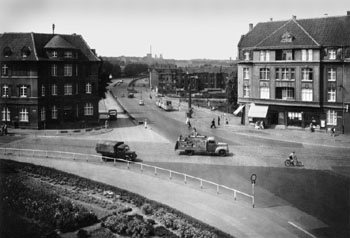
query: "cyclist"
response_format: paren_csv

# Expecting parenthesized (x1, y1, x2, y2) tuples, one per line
(289, 152, 297, 165)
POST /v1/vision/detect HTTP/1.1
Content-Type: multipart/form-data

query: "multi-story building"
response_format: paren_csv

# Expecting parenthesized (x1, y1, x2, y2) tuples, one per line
(149, 65, 231, 96)
(237, 13, 350, 133)
(0, 32, 101, 129)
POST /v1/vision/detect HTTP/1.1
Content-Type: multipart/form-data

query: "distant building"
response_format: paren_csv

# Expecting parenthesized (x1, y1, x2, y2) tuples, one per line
(237, 12, 350, 133)
(0, 32, 101, 129)
(149, 65, 235, 96)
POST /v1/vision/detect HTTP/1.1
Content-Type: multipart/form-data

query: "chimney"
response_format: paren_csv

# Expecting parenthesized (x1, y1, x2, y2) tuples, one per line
(52, 24, 55, 34)
(270, 18, 273, 21)
(347, 11, 350, 16)
(249, 23, 253, 32)
(292, 15, 297, 20)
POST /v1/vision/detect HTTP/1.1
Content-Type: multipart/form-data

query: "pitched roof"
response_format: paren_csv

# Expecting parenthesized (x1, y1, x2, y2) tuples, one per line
(0, 32, 100, 61)
(44, 35, 76, 49)
(238, 15, 350, 49)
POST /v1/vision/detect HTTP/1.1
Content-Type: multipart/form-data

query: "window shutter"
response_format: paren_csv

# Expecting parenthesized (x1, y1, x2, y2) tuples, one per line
(27, 85, 31, 97)
(323, 48, 328, 59)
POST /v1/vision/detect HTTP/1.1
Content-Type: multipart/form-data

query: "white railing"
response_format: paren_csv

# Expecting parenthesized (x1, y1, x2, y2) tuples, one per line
(0, 147, 255, 207)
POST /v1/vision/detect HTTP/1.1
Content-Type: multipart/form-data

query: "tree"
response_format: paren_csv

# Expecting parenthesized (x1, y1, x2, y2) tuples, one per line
(225, 72, 238, 113)
(124, 63, 148, 77)
(98, 59, 112, 99)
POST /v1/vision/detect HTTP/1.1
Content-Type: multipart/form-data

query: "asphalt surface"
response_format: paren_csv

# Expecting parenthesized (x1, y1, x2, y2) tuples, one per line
(2, 79, 350, 238)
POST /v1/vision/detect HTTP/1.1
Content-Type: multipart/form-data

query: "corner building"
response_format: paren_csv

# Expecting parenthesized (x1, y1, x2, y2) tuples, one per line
(0, 33, 101, 129)
(237, 13, 350, 133)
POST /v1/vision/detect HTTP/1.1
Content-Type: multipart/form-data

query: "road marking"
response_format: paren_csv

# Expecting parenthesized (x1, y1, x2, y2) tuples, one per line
(288, 221, 317, 238)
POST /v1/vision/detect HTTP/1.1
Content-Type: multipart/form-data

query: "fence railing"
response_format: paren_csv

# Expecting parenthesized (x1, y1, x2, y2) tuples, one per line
(0, 147, 255, 207)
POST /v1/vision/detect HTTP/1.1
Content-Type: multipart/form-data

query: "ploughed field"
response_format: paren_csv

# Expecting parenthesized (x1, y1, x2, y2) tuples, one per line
(0, 159, 234, 238)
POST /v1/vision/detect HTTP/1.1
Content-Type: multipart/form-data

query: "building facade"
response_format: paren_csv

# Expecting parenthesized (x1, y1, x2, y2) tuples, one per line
(149, 65, 230, 96)
(0, 33, 101, 129)
(237, 13, 350, 133)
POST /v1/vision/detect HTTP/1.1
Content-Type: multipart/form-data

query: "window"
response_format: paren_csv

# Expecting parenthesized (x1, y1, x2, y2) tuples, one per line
(3, 47, 12, 57)
(2, 64, 8, 76)
(327, 68, 336, 81)
(41, 107, 46, 121)
(19, 108, 28, 122)
(1, 107, 10, 121)
(41, 85, 45, 96)
(276, 50, 293, 60)
(276, 87, 294, 100)
(64, 64, 72, 76)
(51, 64, 57, 76)
(259, 68, 270, 80)
(84, 103, 93, 116)
(85, 83, 92, 94)
(302, 49, 313, 61)
(259, 51, 270, 61)
(243, 85, 250, 97)
(52, 105, 58, 119)
(329, 49, 336, 60)
(260, 87, 270, 99)
(243, 68, 250, 79)
(2, 84, 9, 97)
(302, 68, 313, 81)
(64, 84, 73, 95)
(244, 51, 250, 61)
(52, 51, 58, 57)
(276, 68, 295, 80)
(288, 112, 302, 120)
(327, 110, 337, 125)
(327, 87, 336, 102)
(301, 88, 313, 101)
(64, 51, 73, 58)
(21, 46, 31, 58)
(20, 85, 28, 97)
(51, 84, 57, 96)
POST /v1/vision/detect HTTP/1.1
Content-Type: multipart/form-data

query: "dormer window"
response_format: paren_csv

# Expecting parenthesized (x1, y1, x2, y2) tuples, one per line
(244, 51, 250, 61)
(21, 46, 31, 58)
(64, 51, 73, 58)
(52, 50, 58, 57)
(328, 49, 336, 60)
(3, 47, 12, 57)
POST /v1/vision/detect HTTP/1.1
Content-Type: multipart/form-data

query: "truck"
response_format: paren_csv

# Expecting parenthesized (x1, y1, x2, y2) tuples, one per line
(96, 140, 137, 161)
(175, 135, 229, 156)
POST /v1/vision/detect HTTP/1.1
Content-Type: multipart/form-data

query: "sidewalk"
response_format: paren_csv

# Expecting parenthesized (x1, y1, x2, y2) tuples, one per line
(174, 100, 350, 149)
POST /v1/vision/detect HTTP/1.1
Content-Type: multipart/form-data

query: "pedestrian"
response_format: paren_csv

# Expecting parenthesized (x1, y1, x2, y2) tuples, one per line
(218, 116, 220, 126)
(331, 126, 336, 136)
(210, 118, 216, 128)
(226, 118, 229, 125)
(186, 117, 192, 129)
(192, 127, 198, 136)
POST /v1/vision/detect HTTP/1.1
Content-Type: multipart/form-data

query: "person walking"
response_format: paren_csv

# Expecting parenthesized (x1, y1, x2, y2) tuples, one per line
(186, 117, 192, 129)
(210, 118, 216, 128)
(217, 116, 220, 126)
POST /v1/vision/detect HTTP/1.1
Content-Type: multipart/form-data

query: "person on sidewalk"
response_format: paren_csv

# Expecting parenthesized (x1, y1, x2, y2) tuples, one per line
(186, 117, 192, 129)
(210, 118, 216, 128)
(218, 116, 220, 126)
(331, 127, 336, 136)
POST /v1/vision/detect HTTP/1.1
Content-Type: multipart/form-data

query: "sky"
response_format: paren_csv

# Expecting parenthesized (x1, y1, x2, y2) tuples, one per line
(1, 0, 349, 60)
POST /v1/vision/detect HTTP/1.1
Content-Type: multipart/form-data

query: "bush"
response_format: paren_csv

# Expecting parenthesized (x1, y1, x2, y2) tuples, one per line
(141, 203, 154, 215)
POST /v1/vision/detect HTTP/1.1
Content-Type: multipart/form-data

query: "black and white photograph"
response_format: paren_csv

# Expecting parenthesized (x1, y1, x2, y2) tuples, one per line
(0, 0, 349, 237)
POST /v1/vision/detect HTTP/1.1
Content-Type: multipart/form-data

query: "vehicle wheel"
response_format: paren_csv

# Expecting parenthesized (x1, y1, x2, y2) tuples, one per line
(186, 150, 194, 156)
(284, 160, 291, 167)
(218, 150, 226, 156)
(102, 156, 107, 162)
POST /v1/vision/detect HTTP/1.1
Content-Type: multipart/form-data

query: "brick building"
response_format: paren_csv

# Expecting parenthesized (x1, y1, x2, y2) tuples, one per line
(237, 13, 350, 133)
(0, 32, 101, 129)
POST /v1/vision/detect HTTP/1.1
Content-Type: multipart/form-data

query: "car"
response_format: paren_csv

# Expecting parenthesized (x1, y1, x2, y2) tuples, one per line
(139, 100, 144, 105)
(128, 93, 134, 98)
(108, 109, 117, 120)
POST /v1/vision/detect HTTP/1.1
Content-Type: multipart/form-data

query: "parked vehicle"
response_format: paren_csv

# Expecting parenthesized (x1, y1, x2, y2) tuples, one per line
(108, 109, 117, 120)
(96, 140, 137, 161)
(128, 93, 134, 98)
(139, 99, 144, 105)
(175, 135, 229, 156)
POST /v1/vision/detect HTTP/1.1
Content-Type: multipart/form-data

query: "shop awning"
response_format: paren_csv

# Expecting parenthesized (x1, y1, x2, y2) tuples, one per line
(233, 105, 245, 116)
(248, 104, 269, 118)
